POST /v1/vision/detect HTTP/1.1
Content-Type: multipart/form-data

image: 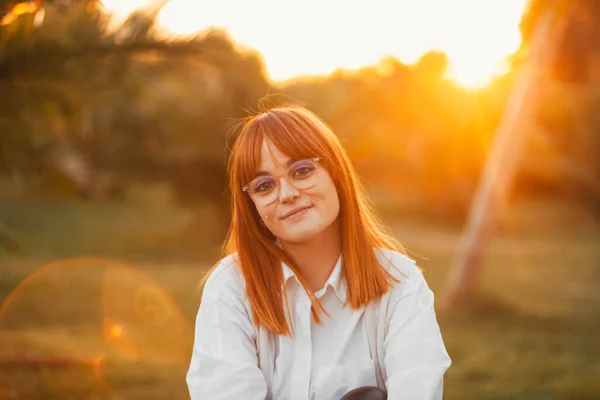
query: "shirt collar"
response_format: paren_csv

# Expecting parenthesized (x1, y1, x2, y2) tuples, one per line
(281, 254, 347, 302)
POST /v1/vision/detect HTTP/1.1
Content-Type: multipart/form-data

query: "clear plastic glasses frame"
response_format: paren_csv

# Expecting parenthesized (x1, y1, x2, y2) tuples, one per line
(242, 158, 321, 206)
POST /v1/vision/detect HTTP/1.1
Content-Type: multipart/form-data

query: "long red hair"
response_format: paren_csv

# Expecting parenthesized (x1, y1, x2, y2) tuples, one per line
(204, 105, 404, 336)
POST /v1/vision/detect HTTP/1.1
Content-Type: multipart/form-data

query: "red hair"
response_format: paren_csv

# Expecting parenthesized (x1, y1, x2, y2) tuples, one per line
(204, 106, 403, 335)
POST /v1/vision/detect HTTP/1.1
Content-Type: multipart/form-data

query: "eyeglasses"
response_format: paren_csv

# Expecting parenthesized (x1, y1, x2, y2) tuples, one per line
(243, 158, 321, 206)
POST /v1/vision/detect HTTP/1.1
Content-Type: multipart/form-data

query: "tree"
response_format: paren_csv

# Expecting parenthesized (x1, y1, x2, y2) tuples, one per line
(0, 1, 270, 240)
(441, 3, 573, 310)
(518, 0, 600, 214)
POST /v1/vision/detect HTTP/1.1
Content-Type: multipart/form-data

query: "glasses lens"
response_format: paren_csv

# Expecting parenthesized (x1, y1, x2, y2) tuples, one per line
(245, 159, 319, 205)
(289, 159, 318, 190)
(248, 176, 277, 205)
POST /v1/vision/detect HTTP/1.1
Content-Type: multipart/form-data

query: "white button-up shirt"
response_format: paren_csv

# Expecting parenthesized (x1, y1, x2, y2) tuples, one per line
(187, 249, 451, 400)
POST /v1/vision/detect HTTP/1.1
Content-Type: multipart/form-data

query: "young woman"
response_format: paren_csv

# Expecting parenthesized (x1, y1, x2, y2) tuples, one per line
(186, 106, 451, 399)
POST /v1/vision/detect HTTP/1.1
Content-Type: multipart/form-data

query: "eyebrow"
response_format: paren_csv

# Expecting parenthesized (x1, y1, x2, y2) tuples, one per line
(254, 158, 297, 177)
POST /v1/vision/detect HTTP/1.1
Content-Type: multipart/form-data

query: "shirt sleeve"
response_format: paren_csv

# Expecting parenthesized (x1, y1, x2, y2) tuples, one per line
(384, 267, 452, 399)
(186, 267, 268, 400)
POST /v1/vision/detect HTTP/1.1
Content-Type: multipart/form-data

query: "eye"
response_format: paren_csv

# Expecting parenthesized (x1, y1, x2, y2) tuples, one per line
(253, 178, 276, 193)
(292, 162, 316, 178)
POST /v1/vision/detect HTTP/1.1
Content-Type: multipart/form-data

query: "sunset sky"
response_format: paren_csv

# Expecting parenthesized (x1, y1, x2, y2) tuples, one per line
(101, 0, 529, 88)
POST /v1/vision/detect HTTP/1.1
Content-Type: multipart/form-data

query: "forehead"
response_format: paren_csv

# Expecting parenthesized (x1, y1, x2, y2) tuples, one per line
(259, 140, 291, 171)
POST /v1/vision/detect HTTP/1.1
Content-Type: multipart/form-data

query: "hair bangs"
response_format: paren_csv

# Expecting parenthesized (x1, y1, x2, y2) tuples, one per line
(234, 108, 333, 188)
(232, 120, 265, 190)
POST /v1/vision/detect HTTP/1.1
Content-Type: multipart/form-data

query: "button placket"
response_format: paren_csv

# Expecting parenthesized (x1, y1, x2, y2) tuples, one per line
(290, 296, 312, 400)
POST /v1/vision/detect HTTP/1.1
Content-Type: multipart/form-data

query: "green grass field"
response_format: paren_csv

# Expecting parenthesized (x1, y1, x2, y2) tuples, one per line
(0, 195, 598, 399)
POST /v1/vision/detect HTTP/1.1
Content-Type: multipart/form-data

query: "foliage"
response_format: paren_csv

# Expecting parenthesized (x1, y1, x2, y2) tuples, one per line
(0, 0, 599, 227)
(0, 2, 270, 217)
(279, 54, 510, 220)
(516, 0, 600, 214)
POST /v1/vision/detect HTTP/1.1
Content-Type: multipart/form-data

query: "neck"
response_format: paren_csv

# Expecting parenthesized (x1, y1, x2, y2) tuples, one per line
(280, 219, 342, 293)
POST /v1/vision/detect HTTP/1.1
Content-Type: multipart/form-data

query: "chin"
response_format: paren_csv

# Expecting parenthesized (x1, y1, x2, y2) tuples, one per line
(282, 232, 317, 244)
(277, 220, 327, 243)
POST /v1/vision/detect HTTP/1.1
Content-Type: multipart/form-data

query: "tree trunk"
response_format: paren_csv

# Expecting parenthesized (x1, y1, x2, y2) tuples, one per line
(441, 7, 571, 311)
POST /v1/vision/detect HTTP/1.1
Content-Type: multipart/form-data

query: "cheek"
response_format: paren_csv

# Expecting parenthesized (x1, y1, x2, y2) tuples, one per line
(325, 188, 340, 218)
(315, 181, 340, 219)
(256, 205, 276, 224)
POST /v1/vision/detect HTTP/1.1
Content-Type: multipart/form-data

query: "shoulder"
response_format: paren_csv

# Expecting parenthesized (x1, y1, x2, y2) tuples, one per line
(374, 247, 427, 296)
(202, 253, 247, 301)
(374, 247, 420, 279)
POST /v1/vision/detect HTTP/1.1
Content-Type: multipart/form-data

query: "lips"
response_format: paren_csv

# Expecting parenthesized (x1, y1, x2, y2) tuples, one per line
(281, 205, 312, 220)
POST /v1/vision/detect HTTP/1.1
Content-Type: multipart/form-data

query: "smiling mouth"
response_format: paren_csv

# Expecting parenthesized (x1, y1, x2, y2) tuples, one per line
(282, 205, 312, 220)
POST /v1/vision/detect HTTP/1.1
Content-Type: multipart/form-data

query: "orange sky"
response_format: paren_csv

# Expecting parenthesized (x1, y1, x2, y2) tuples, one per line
(103, 0, 528, 88)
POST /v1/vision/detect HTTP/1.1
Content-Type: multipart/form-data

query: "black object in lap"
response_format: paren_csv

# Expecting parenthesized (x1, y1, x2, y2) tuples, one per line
(340, 386, 387, 400)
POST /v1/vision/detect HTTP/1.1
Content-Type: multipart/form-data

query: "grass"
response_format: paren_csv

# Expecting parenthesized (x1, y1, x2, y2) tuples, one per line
(0, 194, 598, 399)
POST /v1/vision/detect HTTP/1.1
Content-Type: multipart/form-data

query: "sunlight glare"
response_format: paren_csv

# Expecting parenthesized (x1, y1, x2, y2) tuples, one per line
(435, 0, 527, 88)
(100, 0, 152, 17)
(109, 324, 123, 337)
(101, 0, 528, 88)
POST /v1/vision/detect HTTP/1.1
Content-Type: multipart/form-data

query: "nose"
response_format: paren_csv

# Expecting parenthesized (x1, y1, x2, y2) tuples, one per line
(278, 176, 300, 203)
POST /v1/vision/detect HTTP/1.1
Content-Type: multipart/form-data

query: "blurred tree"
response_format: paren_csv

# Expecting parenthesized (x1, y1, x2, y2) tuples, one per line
(518, 0, 600, 215)
(442, 3, 573, 311)
(281, 52, 497, 221)
(521, 0, 600, 81)
(0, 1, 270, 238)
(3, 0, 598, 257)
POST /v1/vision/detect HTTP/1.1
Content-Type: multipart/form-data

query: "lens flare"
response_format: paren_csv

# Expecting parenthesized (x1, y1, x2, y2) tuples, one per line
(0, 256, 192, 398)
